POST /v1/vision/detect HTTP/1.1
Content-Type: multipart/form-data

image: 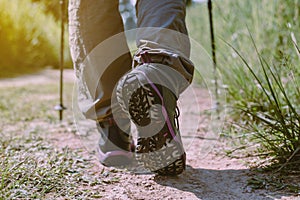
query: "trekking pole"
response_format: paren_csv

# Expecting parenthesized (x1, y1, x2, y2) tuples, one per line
(207, 0, 220, 115)
(55, 0, 67, 121)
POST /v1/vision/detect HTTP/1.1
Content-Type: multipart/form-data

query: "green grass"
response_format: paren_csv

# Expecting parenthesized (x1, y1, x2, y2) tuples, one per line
(0, 135, 102, 199)
(227, 32, 300, 170)
(0, 82, 120, 199)
(0, 85, 56, 124)
(187, 0, 300, 172)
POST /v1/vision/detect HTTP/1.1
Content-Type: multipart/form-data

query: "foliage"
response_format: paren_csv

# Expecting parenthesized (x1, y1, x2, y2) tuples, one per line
(0, 0, 61, 77)
(186, 0, 300, 171)
(30, 0, 67, 22)
(227, 34, 300, 171)
(0, 0, 73, 78)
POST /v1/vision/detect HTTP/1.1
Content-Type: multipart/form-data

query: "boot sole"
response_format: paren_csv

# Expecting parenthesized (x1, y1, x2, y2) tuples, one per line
(117, 71, 186, 176)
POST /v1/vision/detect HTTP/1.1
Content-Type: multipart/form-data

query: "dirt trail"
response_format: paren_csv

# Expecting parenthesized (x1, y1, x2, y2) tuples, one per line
(1, 70, 299, 200)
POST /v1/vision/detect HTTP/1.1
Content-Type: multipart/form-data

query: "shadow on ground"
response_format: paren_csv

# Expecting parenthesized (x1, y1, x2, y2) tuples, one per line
(153, 165, 296, 200)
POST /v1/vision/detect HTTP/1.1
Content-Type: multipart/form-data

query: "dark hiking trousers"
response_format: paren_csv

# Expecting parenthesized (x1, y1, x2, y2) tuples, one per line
(68, 0, 194, 121)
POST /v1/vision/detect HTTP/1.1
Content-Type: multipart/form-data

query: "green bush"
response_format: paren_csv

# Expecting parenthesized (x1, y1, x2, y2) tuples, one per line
(0, 0, 63, 77)
(228, 35, 300, 170)
(30, 0, 65, 22)
(186, 0, 300, 170)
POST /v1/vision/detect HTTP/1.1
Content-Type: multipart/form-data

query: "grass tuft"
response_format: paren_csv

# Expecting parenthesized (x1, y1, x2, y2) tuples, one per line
(225, 32, 300, 172)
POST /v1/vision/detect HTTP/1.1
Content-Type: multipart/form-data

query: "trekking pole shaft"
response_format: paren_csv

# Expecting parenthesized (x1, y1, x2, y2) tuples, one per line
(208, 0, 219, 110)
(59, 0, 65, 120)
(208, 0, 216, 65)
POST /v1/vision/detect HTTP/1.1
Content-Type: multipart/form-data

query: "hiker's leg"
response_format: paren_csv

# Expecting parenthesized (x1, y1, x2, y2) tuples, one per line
(114, 0, 194, 175)
(69, 0, 132, 120)
(134, 0, 194, 95)
(69, 0, 134, 167)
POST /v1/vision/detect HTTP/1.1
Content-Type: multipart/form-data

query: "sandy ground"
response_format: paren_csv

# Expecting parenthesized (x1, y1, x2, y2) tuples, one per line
(1, 69, 299, 200)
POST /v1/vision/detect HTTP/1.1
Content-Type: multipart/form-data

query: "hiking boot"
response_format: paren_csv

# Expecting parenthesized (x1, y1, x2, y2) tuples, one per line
(97, 115, 134, 167)
(116, 64, 186, 176)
